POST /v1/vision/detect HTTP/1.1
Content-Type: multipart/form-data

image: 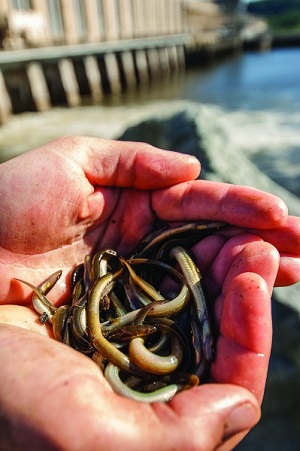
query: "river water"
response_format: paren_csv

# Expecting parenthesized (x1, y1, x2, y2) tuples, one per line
(0, 46, 299, 197)
(180, 47, 300, 198)
(113, 46, 300, 198)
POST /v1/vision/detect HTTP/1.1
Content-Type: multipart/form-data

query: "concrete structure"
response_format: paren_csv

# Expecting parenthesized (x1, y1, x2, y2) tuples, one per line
(0, 1, 267, 123)
(0, 0, 185, 49)
(0, 34, 189, 123)
(0, 0, 191, 122)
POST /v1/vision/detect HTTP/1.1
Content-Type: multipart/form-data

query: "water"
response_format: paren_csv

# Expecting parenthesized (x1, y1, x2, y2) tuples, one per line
(107, 47, 300, 197)
(0, 47, 299, 197)
(129, 47, 300, 198)
(180, 49, 300, 199)
(91, 47, 300, 199)
(181, 48, 300, 113)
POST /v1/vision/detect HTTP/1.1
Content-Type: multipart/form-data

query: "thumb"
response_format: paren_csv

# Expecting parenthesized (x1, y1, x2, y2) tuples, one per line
(71, 137, 201, 189)
(158, 383, 261, 450)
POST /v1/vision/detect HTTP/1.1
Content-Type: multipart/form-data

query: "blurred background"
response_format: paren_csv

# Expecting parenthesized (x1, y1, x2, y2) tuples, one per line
(0, 1, 299, 449)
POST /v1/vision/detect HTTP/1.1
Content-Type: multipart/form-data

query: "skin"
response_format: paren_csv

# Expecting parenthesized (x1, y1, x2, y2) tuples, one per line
(0, 136, 299, 450)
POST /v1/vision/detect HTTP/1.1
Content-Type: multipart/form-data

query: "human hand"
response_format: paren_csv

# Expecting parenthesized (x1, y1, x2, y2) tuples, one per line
(0, 137, 299, 450)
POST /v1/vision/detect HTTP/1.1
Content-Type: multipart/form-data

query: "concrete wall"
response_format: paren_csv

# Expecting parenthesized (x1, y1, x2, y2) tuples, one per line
(0, 35, 188, 123)
(0, 0, 185, 49)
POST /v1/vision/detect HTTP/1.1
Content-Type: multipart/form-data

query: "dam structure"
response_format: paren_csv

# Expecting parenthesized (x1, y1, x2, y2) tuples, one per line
(0, 0, 266, 123)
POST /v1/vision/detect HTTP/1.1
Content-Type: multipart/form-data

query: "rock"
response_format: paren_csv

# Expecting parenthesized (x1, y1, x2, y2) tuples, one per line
(119, 102, 300, 214)
(118, 101, 300, 451)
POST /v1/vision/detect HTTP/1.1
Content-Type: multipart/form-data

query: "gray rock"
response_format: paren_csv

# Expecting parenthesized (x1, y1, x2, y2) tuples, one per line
(118, 102, 300, 450)
(120, 103, 300, 214)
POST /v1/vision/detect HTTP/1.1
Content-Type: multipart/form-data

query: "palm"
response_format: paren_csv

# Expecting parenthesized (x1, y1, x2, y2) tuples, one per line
(6, 185, 156, 304)
(0, 137, 196, 304)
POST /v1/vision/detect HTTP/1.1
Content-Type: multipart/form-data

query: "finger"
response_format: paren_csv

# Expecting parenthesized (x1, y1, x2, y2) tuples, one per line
(192, 221, 299, 288)
(152, 179, 288, 228)
(193, 234, 263, 302)
(209, 238, 279, 292)
(211, 243, 276, 402)
(248, 215, 300, 256)
(211, 217, 300, 287)
(209, 241, 279, 405)
(192, 234, 227, 274)
(162, 383, 261, 450)
(212, 239, 279, 324)
(275, 253, 300, 286)
(68, 137, 201, 189)
(211, 272, 272, 405)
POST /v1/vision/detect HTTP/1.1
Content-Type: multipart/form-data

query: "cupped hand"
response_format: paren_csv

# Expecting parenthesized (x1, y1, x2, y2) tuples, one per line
(0, 137, 299, 450)
(0, 137, 200, 304)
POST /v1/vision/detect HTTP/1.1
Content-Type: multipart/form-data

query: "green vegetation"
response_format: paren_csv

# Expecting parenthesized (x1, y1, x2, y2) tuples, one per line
(247, 0, 300, 32)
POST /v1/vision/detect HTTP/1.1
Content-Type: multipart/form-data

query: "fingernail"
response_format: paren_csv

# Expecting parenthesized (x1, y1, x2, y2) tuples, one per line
(224, 403, 259, 439)
(184, 155, 200, 167)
